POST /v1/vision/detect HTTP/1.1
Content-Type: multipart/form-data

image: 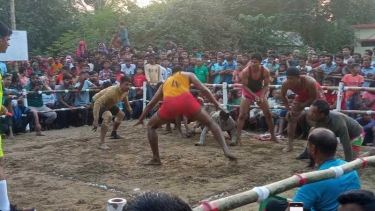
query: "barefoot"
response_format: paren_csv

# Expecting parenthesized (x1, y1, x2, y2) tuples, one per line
(229, 141, 236, 146)
(224, 152, 238, 162)
(195, 142, 203, 146)
(145, 157, 162, 165)
(98, 143, 110, 150)
(282, 145, 293, 152)
(36, 132, 46, 136)
(271, 135, 282, 144)
(237, 139, 242, 146)
(162, 130, 172, 135)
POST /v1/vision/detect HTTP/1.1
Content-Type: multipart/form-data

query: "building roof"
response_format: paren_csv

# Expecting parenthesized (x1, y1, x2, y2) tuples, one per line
(350, 24, 375, 29)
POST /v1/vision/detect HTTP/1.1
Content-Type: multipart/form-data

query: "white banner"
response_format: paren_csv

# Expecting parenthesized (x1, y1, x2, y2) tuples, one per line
(0, 30, 28, 61)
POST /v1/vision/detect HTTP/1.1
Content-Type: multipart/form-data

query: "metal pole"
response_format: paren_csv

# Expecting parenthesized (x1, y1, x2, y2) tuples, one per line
(10, 0, 19, 72)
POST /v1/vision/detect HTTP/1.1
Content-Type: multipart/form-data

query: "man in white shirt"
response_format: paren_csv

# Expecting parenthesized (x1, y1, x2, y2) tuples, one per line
(296, 56, 312, 74)
(121, 58, 136, 77)
(343, 45, 353, 64)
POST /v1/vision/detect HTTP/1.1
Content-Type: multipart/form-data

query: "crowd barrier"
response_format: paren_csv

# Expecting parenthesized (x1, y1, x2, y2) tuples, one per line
(143, 82, 375, 115)
(192, 156, 375, 211)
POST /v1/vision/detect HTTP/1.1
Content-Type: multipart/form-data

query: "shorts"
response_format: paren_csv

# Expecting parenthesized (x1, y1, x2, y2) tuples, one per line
(99, 106, 120, 117)
(242, 88, 262, 101)
(158, 92, 201, 120)
(351, 131, 364, 152)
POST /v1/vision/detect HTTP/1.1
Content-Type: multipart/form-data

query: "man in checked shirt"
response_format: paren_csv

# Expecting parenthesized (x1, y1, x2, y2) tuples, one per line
(195, 110, 237, 146)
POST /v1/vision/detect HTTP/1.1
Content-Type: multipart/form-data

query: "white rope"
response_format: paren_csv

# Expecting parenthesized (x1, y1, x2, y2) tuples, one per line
(252, 186, 270, 202)
(329, 166, 344, 178)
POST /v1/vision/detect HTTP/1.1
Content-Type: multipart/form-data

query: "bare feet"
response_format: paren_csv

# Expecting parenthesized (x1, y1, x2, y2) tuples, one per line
(282, 144, 294, 152)
(270, 135, 282, 143)
(224, 152, 238, 162)
(162, 130, 172, 135)
(229, 141, 236, 146)
(98, 143, 110, 150)
(195, 142, 204, 146)
(36, 132, 46, 136)
(145, 157, 162, 165)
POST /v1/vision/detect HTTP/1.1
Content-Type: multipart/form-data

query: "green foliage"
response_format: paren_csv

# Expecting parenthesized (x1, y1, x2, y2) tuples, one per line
(2, 0, 373, 57)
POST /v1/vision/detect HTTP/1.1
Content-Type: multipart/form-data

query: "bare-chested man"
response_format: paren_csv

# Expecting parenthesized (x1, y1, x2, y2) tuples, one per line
(281, 67, 325, 152)
(135, 65, 237, 165)
(236, 52, 278, 145)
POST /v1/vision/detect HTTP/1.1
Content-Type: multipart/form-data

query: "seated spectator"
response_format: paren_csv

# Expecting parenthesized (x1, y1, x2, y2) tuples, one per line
(356, 107, 375, 146)
(124, 191, 192, 211)
(24, 73, 57, 127)
(266, 128, 361, 211)
(56, 66, 71, 85)
(361, 81, 375, 119)
(99, 72, 120, 86)
(195, 110, 236, 146)
(55, 74, 76, 128)
(323, 76, 345, 110)
(99, 60, 112, 80)
(296, 56, 312, 74)
(11, 100, 44, 136)
(227, 89, 239, 120)
(113, 64, 123, 82)
(121, 57, 136, 77)
(42, 78, 57, 109)
(337, 190, 375, 211)
(18, 66, 29, 87)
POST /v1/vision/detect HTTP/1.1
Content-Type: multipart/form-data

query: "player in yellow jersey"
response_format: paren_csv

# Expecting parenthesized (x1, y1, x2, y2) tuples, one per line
(0, 21, 35, 211)
(135, 65, 237, 165)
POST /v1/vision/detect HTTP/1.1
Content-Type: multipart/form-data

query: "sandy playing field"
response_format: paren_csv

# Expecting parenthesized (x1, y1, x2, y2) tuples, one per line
(3, 120, 375, 211)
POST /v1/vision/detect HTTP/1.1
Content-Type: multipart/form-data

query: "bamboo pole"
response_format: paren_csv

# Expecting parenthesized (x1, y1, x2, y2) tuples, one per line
(193, 156, 375, 211)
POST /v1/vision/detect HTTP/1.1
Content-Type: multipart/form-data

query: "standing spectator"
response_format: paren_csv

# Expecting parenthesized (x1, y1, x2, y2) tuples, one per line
(50, 57, 63, 76)
(342, 45, 353, 64)
(341, 63, 364, 114)
(76, 40, 89, 59)
(194, 58, 209, 83)
(223, 56, 236, 84)
(119, 22, 130, 47)
(361, 56, 375, 87)
(110, 31, 122, 52)
(316, 54, 337, 74)
(161, 58, 172, 81)
(24, 73, 57, 127)
(164, 35, 177, 53)
(144, 54, 162, 101)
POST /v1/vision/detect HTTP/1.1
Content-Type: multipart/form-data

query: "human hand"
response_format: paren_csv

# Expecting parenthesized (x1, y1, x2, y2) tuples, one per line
(92, 119, 99, 132)
(134, 119, 144, 126)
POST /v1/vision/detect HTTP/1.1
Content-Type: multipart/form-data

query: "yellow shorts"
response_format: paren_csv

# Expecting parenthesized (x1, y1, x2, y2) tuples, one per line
(0, 136, 3, 158)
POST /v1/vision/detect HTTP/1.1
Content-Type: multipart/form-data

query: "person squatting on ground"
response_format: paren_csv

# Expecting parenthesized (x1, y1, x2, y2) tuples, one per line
(281, 67, 325, 152)
(135, 65, 237, 165)
(195, 110, 237, 146)
(92, 76, 133, 150)
(0, 21, 35, 211)
(236, 52, 279, 145)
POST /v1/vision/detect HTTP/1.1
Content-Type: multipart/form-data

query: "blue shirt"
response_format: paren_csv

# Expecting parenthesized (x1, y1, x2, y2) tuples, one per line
(293, 159, 360, 211)
(223, 63, 237, 84)
(361, 66, 375, 87)
(0, 62, 7, 75)
(211, 63, 225, 84)
(320, 63, 337, 73)
(74, 80, 93, 106)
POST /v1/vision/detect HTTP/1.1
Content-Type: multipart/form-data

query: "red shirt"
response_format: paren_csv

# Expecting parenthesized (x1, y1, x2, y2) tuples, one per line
(116, 73, 124, 82)
(133, 74, 147, 95)
(324, 90, 345, 110)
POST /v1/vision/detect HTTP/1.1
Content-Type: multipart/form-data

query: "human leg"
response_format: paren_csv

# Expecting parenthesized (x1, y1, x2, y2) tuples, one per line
(99, 110, 112, 149)
(0, 137, 10, 210)
(235, 98, 252, 146)
(283, 100, 303, 152)
(259, 98, 279, 143)
(146, 113, 170, 165)
(111, 110, 125, 139)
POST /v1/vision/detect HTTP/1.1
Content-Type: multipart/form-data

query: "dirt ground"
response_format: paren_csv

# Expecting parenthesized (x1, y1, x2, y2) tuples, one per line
(3, 120, 375, 211)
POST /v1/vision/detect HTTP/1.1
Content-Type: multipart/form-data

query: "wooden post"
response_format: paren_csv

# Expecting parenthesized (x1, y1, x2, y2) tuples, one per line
(193, 156, 375, 211)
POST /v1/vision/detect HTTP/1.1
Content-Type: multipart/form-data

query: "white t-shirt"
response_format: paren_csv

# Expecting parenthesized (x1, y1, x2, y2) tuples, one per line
(121, 64, 136, 76)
